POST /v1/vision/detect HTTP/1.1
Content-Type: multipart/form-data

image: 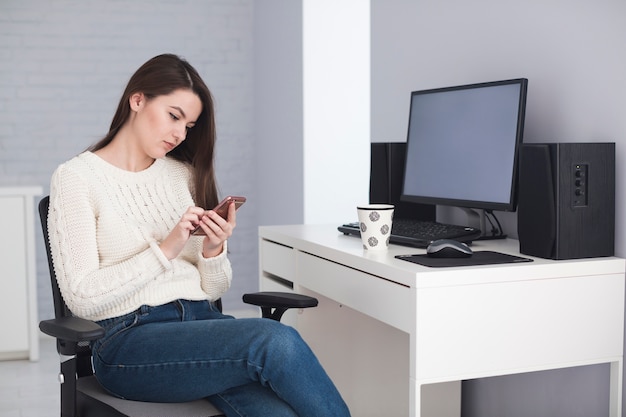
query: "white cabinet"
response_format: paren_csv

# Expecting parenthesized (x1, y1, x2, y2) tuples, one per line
(0, 187, 42, 361)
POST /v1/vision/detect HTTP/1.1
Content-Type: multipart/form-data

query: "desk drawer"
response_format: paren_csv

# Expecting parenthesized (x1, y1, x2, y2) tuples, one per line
(260, 239, 296, 281)
(297, 251, 412, 332)
(415, 272, 625, 380)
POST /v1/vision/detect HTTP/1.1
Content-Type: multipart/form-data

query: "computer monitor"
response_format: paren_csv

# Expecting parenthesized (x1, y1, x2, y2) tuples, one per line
(401, 78, 528, 213)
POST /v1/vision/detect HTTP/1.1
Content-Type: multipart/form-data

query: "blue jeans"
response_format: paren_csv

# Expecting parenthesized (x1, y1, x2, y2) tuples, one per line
(92, 300, 350, 417)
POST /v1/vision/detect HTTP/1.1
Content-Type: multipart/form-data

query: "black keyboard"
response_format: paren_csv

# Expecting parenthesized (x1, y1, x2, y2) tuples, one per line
(338, 218, 481, 248)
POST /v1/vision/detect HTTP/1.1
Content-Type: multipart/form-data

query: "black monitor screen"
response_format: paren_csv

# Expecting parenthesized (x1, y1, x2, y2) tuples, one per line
(401, 78, 528, 212)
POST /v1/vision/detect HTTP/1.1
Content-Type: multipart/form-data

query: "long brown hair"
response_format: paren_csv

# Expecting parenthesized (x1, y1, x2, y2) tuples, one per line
(89, 54, 218, 209)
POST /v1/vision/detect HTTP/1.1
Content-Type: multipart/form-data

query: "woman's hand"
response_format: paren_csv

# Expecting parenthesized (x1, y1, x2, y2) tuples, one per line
(196, 202, 236, 258)
(160, 203, 236, 260)
(159, 206, 207, 260)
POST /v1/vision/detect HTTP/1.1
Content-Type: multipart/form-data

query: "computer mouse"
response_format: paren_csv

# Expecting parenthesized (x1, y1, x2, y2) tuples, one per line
(426, 239, 473, 258)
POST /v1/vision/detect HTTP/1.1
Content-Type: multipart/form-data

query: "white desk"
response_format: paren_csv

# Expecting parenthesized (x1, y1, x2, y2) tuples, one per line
(258, 224, 625, 417)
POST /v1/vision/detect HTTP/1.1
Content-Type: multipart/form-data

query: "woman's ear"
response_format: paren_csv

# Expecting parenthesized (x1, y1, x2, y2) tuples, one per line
(129, 92, 145, 111)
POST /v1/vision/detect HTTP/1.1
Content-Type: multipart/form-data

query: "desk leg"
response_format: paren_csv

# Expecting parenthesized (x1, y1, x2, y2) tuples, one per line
(413, 380, 461, 417)
(610, 359, 623, 417)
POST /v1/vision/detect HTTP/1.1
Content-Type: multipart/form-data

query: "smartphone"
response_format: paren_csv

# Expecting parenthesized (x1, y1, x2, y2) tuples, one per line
(192, 196, 246, 235)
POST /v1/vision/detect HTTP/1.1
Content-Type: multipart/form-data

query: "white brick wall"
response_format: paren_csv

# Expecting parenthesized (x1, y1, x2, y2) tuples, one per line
(0, 0, 258, 319)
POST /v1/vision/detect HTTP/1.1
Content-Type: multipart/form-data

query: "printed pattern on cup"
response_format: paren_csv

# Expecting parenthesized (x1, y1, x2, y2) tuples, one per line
(359, 210, 392, 249)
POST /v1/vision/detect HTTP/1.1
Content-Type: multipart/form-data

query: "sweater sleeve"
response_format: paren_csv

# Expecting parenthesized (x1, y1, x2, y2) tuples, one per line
(181, 165, 232, 301)
(196, 241, 232, 300)
(48, 164, 168, 319)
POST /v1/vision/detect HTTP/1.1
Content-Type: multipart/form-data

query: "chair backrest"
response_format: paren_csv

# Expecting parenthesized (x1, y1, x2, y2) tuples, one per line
(38, 196, 73, 320)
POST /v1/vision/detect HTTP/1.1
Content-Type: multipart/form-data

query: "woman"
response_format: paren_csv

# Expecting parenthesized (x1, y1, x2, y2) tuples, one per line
(48, 53, 350, 417)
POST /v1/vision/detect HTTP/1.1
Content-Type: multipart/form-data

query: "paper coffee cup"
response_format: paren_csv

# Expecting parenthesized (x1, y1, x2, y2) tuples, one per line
(357, 204, 394, 250)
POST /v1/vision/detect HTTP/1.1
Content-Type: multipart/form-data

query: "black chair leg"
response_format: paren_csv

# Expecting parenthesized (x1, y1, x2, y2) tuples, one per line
(60, 356, 78, 417)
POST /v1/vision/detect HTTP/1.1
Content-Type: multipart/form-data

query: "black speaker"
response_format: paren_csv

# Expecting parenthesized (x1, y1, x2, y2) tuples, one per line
(370, 142, 435, 221)
(517, 142, 615, 259)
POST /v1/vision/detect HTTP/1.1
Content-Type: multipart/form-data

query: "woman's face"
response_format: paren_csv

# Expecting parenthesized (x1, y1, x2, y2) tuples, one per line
(129, 89, 203, 159)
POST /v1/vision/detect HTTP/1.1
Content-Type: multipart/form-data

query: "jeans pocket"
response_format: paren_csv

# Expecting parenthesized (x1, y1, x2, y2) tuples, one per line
(93, 311, 140, 357)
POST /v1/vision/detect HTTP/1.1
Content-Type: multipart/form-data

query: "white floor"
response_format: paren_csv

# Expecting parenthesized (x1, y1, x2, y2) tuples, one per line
(0, 337, 60, 417)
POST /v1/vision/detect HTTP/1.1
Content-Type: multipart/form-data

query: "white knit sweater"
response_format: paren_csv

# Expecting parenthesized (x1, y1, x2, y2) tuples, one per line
(48, 152, 233, 322)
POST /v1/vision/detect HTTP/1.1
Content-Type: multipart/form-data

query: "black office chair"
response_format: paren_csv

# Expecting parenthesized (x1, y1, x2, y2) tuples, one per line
(37, 196, 318, 417)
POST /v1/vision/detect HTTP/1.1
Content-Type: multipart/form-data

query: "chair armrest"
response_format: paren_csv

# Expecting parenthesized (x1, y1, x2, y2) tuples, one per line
(243, 291, 318, 321)
(39, 317, 105, 342)
(243, 291, 318, 309)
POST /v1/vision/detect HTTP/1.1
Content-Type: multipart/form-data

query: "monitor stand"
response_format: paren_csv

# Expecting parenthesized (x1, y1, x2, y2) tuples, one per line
(461, 208, 508, 240)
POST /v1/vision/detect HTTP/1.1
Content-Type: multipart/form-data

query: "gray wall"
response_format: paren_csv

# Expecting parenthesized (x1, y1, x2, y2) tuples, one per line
(0, 0, 258, 314)
(254, 0, 304, 227)
(371, 0, 626, 416)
